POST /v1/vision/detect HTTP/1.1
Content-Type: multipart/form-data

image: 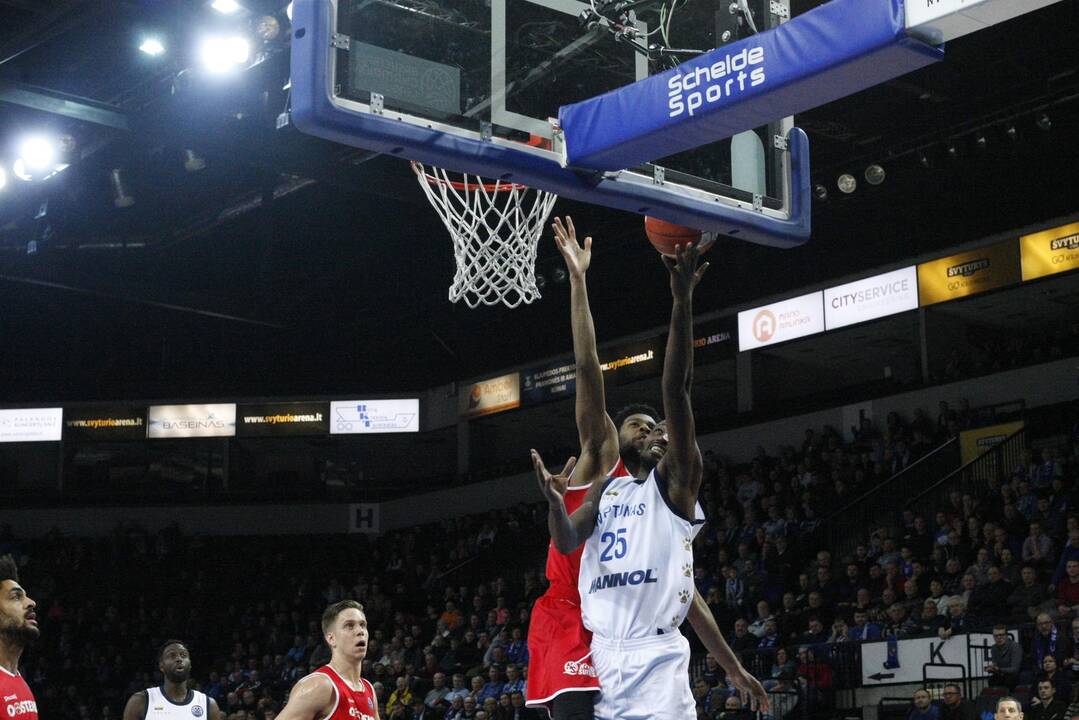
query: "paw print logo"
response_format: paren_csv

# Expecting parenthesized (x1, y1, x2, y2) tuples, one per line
(682, 563, 692, 578)
(682, 537, 692, 552)
(678, 589, 690, 604)
(671, 615, 681, 628)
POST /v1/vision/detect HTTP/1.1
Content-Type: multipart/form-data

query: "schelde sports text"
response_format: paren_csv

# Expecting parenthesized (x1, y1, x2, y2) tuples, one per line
(668, 46, 766, 118)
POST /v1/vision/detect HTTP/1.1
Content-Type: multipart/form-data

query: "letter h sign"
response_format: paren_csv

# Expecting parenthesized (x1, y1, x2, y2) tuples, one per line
(350, 503, 381, 534)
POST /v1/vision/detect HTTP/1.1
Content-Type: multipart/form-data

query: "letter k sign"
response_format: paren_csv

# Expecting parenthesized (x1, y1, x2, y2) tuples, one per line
(929, 640, 946, 665)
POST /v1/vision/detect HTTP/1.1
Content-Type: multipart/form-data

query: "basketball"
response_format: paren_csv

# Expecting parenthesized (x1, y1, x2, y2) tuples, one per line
(644, 216, 713, 257)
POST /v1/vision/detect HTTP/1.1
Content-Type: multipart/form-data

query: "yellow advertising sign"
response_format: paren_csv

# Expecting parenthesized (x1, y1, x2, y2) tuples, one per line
(959, 421, 1024, 466)
(1020, 221, 1079, 281)
(917, 240, 1021, 306)
(459, 372, 521, 419)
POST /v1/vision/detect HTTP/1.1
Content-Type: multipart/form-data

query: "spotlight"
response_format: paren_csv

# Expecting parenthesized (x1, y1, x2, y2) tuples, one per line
(139, 38, 166, 56)
(1036, 113, 1051, 131)
(183, 149, 207, 172)
(836, 173, 857, 194)
(813, 183, 828, 201)
(0, 166, 6, 191)
(917, 152, 930, 168)
(1006, 124, 1018, 141)
(110, 168, 135, 208)
(255, 15, 281, 41)
(975, 134, 987, 150)
(535, 273, 547, 290)
(199, 35, 251, 73)
(286, 2, 293, 21)
(947, 143, 958, 160)
(17, 136, 56, 172)
(211, 0, 242, 13)
(552, 267, 567, 283)
(864, 164, 886, 186)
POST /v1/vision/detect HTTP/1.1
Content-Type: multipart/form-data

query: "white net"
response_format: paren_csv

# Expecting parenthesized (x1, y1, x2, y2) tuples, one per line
(412, 161, 558, 309)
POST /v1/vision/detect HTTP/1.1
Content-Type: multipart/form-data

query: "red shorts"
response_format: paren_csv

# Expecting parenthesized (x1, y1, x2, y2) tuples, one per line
(525, 586, 601, 709)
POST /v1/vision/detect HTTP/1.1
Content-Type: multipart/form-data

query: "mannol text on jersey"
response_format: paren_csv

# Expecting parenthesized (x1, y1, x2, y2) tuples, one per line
(595, 503, 646, 525)
(587, 569, 659, 594)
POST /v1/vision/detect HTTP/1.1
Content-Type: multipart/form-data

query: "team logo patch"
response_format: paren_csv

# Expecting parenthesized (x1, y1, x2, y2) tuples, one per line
(678, 590, 690, 604)
(682, 563, 692, 577)
(191, 706, 204, 717)
(563, 660, 597, 677)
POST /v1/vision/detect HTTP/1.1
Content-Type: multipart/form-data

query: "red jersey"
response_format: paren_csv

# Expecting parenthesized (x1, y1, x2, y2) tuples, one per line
(314, 665, 378, 720)
(0, 667, 38, 720)
(543, 457, 630, 596)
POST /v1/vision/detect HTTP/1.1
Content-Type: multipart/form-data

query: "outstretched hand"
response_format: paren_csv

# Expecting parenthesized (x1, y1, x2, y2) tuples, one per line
(727, 666, 770, 713)
(531, 450, 576, 507)
(551, 216, 592, 279)
(662, 242, 709, 299)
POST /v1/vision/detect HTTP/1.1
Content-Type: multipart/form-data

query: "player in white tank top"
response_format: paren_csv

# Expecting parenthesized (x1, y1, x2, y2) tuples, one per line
(123, 641, 221, 720)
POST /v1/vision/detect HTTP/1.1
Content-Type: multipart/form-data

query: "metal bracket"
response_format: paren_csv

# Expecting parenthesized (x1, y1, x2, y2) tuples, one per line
(480, 121, 493, 141)
(331, 33, 350, 50)
(652, 166, 665, 185)
(773, 134, 789, 151)
(769, 1, 789, 19)
(370, 92, 384, 115)
(753, 193, 764, 212)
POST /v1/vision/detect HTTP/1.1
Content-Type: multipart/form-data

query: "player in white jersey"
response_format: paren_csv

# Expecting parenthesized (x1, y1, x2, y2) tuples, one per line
(123, 640, 220, 720)
(535, 226, 767, 719)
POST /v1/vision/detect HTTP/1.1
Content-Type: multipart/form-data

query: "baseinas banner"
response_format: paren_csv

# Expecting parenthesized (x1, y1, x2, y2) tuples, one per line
(861, 630, 1011, 685)
(737, 291, 825, 351)
(0, 407, 63, 443)
(824, 266, 918, 330)
(237, 402, 330, 437)
(1020, 221, 1079, 281)
(147, 404, 236, 439)
(960, 421, 1024, 465)
(459, 373, 520, 419)
(63, 405, 146, 441)
(917, 240, 1021, 306)
(330, 399, 419, 434)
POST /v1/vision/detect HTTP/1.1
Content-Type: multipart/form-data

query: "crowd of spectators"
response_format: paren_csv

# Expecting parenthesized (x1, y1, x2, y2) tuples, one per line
(2, 401, 1077, 720)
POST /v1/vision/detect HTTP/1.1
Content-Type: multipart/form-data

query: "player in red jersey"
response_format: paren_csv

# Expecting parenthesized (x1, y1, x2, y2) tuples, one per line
(526, 218, 767, 720)
(277, 600, 379, 720)
(0, 555, 38, 720)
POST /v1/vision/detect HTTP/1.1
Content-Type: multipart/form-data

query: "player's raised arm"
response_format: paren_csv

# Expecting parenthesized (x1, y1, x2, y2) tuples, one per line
(533, 450, 605, 553)
(275, 673, 337, 720)
(657, 243, 709, 517)
(686, 591, 769, 712)
(552, 216, 620, 479)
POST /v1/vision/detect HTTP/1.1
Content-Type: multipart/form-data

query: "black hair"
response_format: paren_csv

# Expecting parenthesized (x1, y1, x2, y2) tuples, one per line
(0, 554, 18, 584)
(157, 639, 188, 663)
(613, 404, 660, 431)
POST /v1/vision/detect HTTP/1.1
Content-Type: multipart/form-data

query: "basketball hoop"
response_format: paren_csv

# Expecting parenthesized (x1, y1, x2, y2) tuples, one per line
(412, 161, 557, 309)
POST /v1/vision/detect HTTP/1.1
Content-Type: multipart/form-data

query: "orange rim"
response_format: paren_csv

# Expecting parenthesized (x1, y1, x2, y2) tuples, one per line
(411, 161, 528, 192)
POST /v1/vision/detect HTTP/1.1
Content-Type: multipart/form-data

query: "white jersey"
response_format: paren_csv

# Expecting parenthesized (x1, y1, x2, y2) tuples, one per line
(143, 687, 209, 720)
(578, 468, 705, 639)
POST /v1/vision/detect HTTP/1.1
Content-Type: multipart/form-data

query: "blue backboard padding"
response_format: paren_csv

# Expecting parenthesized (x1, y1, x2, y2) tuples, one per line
(559, 0, 943, 171)
(289, 0, 810, 248)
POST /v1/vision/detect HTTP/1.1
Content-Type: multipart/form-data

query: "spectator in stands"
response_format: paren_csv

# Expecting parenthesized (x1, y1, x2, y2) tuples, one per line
(1055, 560, 1079, 620)
(849, 609, 882, 642)
(718, 696, 754, 720)
(730, 619, 759, 658)
(967, 548, 994, 585)
(762, 648, 796, 691)
(969, 566, 1012, 625)
(1033, 613, 1066, 668)
(938, 683, 975, 720)
(800, 617, 828, 645)
(424, 672, 449, 712)
(1050, 528, 1079, 587)
(939, 598, 971, 639)
(909, 688, 939, 720)
(1024, 522, 1054, 569)
(1008, 566, 1051, 622)
(477, 666, 503, 704)
(386, 677, 414, 719)
(1040, 656, 1071, 701)
(748, 601, 773, 638)
(445, 674, 470, 704)
(1063, 618, 1079, 681)
(500, 665, 524, 696)
(914, 599, 947, 637)
(827, 619, 851, 644)
(445, 695, 466, 720)
(795, 646, 832, 710)
(986, 625, 1022, 690)
(1027, 679, 1068, 720)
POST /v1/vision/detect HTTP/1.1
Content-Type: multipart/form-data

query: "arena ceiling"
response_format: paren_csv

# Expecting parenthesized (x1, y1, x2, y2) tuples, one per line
(0, 0, 1076, 402)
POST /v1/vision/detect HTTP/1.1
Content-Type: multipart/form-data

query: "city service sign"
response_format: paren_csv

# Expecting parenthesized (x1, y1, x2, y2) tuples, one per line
(824, 266, 918, 330)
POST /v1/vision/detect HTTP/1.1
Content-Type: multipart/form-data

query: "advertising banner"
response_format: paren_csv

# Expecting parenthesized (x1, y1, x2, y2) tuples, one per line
(237, 402, 330, 437)
(0, 407, 63, 443)
(459, 373, 521, 418)
(824, 266, 918, 330)
(63, 405, 146, 441)
(693, 317, 737, 362)
(599, 337, 663, 384)
(330, 399, 419, 434)
(861, 630, 1011, 686)
(147, 404, 237, 439)
(959, 420, 1025, 466)
(917, 240, 1021, 306)
(737, 291, 825, 351)
(1020, 221, 1079, 281)
(522, 359, 576, 406)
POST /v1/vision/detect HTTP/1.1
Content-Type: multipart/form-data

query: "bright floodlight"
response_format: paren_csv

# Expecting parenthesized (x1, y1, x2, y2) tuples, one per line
(17, 136, 56, 171)
(211, 0, 241, 13)
(0, 166, 6, 190)
(200, 35, 250, 73)
(286, 2, 293, 20)
(139, 38, 166, 56)
(837, 173, 857, 194)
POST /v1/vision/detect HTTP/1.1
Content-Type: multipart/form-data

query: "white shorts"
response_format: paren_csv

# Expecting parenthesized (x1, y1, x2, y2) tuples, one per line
(590, 632, 694, 720)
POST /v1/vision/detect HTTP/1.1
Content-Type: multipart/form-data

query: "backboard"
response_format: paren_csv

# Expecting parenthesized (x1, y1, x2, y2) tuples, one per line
(291, 0, 811, 247)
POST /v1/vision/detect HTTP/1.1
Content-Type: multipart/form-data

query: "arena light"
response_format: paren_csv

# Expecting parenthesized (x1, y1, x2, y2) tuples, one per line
(286, 2, 293, 21)
(139, 38, 166, 56)
(864, 164, 886, 186)
(0, 166, 6, 191)
(211, 0, 242, 14)
(17, 136, 56, 172)
(199, 35, 250, 73)
(110, 168, 135, 208)
(1036, 113, 1051, 132)
(836, 173, 857, 194)
(812, 183, 828, 201)
(183, 149, 207, 172)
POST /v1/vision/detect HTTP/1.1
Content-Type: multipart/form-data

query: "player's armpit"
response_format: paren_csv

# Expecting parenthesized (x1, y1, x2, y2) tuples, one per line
(122, 692, 148, 720)
(208, 697, 223, 720)
(275, 673, 336, 720)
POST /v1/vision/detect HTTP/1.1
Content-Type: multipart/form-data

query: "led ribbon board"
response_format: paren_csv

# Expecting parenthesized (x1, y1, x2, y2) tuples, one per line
(558, 0, 944, 171)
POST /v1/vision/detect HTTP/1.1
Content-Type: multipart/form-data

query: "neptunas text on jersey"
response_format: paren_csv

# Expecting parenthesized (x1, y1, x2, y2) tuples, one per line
(596, 502, 646, 526)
